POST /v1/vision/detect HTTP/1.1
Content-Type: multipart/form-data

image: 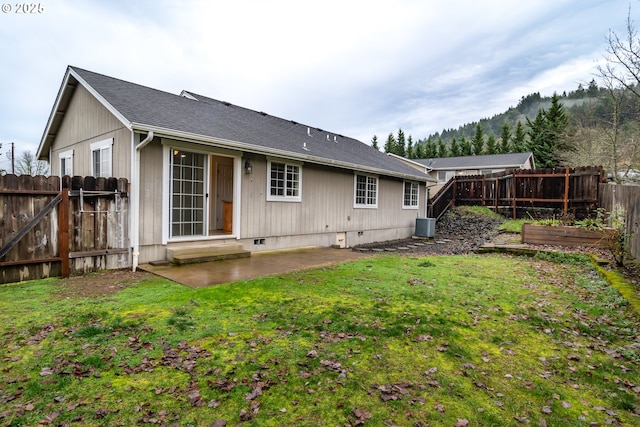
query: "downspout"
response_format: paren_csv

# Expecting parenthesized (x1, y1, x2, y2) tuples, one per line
(131, 131, 154, 271)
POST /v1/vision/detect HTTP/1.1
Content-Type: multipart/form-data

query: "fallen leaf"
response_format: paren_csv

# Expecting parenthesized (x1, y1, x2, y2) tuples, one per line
(211, 420, 227, 427)
(455, 419, 469, 427)
(39, 367, 55, 376)
(541, 406, 552, 414)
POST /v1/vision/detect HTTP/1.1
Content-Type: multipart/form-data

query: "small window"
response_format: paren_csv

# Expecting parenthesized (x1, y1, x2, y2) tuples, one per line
(354, 174, 378, 208)
(267, 160, 302, 202)
(403, 181, 419, 209)
(437, 171, 454, 183)
(90, 139, 113, 178)
(58, 149, 73, 177)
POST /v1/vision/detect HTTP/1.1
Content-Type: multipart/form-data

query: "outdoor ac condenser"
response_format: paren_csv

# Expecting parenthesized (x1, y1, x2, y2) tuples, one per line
(415, 217, 436, 238)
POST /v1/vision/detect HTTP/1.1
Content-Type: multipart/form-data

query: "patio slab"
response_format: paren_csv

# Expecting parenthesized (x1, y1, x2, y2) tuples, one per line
(139, 247, 372, 288)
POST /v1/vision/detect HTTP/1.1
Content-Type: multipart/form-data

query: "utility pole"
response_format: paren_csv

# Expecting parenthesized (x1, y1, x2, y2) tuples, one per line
(11, 142, 15, 174)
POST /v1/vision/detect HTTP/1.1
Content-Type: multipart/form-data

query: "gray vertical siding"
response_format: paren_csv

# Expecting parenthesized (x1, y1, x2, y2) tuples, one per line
(50, 85, 131, 178)
(240, 155, 423, 239)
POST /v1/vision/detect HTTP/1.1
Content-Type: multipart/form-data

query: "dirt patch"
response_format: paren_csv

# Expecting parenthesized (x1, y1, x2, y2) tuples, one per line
(54, 269, 150, 299)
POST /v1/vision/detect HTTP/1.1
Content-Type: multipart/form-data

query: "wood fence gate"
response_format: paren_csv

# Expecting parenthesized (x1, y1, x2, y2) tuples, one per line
(0, 175, 129, 284)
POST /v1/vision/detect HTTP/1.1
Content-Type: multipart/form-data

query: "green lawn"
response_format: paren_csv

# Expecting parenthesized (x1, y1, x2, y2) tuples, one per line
(1, 253, 639, 426)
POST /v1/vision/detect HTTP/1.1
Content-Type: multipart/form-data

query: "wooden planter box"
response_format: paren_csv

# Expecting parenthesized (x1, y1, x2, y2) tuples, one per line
(521, 223, 619, 248)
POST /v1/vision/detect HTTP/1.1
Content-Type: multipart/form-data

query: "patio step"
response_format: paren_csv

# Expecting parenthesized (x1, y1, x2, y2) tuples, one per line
(167, 242, 250, 265)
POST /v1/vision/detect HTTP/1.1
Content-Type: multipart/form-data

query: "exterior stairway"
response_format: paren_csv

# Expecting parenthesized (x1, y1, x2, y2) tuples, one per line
(166, 242, 250, 265)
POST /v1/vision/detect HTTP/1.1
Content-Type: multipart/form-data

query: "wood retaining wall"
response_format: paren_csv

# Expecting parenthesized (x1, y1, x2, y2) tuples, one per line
(521, 223, 619, 248)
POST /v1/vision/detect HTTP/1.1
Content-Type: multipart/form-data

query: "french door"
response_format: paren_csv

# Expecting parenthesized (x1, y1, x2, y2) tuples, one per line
(170, 149, 207, 237)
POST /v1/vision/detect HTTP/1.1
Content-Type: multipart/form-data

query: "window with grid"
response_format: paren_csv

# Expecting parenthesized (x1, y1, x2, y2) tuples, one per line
(59, 150, 73, 177)
(354, 174, 378, 208)
(268, 160, 301, 202)
(403, 181, 419, 208)
(90, 139, 112, 178)
(170, 149, 206, 237)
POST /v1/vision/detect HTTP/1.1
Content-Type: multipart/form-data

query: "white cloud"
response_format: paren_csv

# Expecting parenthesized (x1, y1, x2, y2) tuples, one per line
(0, 0, 632, 166)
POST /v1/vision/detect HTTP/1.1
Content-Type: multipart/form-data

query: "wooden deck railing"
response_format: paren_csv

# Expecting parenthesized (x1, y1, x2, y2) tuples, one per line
(427, 166, 606, 219)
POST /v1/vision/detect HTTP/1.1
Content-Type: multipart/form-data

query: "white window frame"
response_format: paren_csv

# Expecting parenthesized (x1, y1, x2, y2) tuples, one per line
(90, 138, 113, 178)
(437, 170, 454, 183)
(354, 173, 378, 208)
(58, 149, 73, 177)
(403, 180, 419, 209)
(267, 159, 302, 202)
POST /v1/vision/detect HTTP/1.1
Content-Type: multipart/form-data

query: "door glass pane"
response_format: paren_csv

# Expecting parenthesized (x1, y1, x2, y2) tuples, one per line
(170, 149, 206, 237)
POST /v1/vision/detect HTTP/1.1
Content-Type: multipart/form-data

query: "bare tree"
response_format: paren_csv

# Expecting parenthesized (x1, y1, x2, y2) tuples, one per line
(595, 6, 640, 180)
(15, 150, 49, 176)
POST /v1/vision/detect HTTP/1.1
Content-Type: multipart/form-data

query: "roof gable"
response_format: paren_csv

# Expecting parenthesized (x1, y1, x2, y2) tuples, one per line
(40, 66, 431, 181)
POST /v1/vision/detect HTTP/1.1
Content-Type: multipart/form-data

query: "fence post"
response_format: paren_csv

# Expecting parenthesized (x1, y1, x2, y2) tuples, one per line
(511, 172, 517, 219)
(563, 167, 570, 218)
(59, 187, 69, 278)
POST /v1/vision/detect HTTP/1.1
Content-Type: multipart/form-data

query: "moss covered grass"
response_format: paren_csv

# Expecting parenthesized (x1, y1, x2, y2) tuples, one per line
(1, 254, 639, 426)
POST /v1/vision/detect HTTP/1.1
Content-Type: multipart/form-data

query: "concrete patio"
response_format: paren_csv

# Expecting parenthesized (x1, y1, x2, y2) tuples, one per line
(138, 247, 372, 288)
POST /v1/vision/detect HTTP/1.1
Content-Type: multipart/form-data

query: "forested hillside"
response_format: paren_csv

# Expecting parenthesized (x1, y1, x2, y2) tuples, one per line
(372, 12, 640, 183)
(373, 81, 640, 182)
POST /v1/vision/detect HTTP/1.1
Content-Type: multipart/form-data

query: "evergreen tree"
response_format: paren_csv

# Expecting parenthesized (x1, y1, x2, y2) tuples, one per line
(499, 123, 512, 154)
(485, 134, 498, 155)
(406, 135, 414, 159)
(383, 133, 395, 154)
(526, 93, 571, 167)
(471, 123, 485, 155)
(587, 79, 599, 96)
(415, 140, 427, 158)
(526, 109, 554, 167)
(395, 128, 406, 157)
(425, 137, 437, 158)
(371, 135, 379, 151)
(460, 135, 472, 156)
(437, 137, 447, 158)
(449, 137, 461, 157)
(512, 121, 527, 152)
(545, 93, 571, 157)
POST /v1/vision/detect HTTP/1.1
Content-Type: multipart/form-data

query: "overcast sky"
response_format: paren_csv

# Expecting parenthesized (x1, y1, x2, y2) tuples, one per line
(0, 0, 632, 171)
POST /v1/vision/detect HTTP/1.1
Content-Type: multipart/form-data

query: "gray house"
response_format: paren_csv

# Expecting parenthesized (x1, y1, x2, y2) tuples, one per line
(37, 66, 434, 268)
(391, 152, 535, 195)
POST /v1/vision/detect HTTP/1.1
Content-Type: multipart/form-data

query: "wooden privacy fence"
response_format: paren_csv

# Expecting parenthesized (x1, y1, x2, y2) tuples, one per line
(599, 182, 640, 260)
(428, 166, 605, 220)
(0, 174, 129, 284)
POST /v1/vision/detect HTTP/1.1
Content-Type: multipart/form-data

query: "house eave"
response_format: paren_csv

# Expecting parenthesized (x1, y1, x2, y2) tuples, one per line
(37, 66, 133, 161)
(132, 123, 432, 183)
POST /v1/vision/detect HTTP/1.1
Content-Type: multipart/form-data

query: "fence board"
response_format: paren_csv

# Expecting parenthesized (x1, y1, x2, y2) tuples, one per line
(1, 175, 129, 283)
(598, 183, 640, 260)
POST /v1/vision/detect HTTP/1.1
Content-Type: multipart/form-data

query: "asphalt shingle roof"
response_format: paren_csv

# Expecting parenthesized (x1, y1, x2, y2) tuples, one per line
(413, 152, 534, 170)
(68, 67, 430, 181)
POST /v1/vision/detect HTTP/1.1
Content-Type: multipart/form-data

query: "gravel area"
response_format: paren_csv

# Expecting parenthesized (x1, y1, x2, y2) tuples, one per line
(352, 207, 503, 255)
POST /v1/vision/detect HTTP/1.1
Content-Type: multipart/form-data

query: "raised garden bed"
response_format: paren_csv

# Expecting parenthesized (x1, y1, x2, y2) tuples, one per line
(521, 223, 619, 248)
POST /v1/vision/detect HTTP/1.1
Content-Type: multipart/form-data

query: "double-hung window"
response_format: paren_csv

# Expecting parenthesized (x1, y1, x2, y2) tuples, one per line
(59, 149, 73, 177)
(267, 159, 302, 202)
(403, 181, 419, 209)
(354, 174, 378, 208)
(90, 138, 112, 178)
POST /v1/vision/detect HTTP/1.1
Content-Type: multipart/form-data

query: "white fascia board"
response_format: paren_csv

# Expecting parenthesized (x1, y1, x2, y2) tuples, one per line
(37, 70, 74, 159)
(131, 123, 434, 183)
